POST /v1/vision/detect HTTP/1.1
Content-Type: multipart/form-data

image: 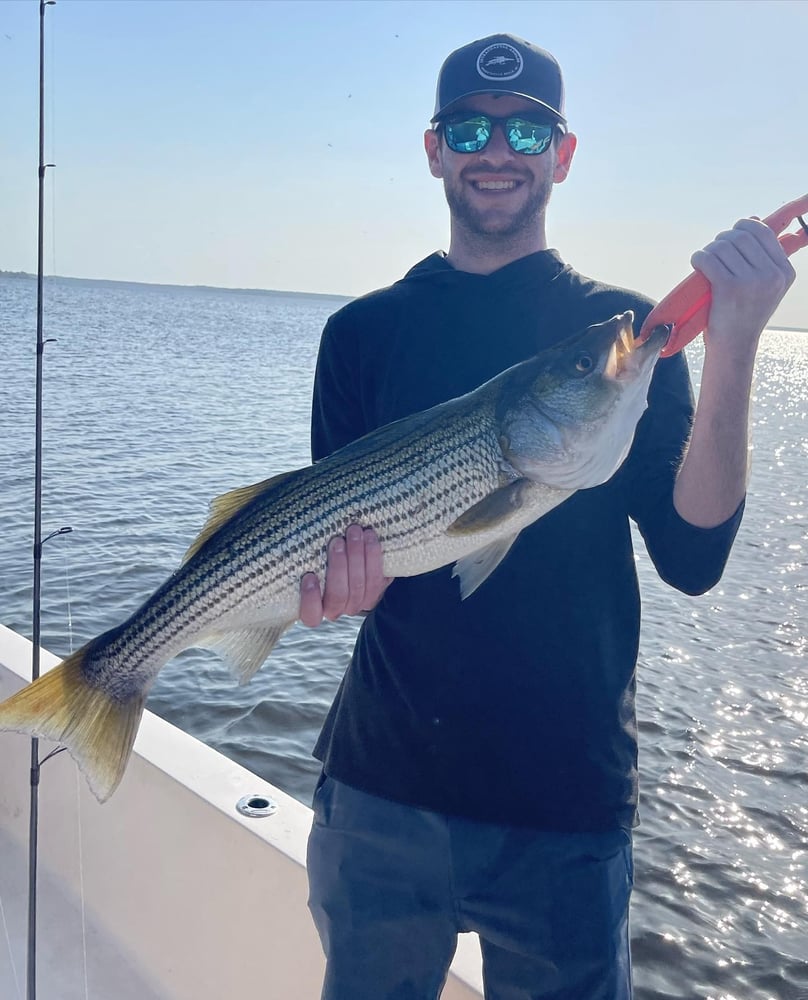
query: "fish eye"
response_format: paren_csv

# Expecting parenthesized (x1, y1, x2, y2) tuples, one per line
(575, 353, 594, 373)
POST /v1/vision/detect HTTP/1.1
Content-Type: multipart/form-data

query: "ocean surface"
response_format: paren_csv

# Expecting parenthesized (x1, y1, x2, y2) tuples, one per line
(0, 272, 805, 999)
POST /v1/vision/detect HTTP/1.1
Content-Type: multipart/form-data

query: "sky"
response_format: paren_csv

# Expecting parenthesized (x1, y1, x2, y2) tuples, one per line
(1, 0, 806, 326)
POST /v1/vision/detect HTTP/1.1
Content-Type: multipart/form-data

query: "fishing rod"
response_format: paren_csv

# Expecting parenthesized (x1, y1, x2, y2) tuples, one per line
(28, 2, 58, 998)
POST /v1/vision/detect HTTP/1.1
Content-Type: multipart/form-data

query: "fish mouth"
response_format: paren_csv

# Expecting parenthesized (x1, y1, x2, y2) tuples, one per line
(604, 313, 670, 380)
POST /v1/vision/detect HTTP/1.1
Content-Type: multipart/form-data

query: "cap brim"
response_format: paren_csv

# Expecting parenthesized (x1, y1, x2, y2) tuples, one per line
(431, 91, 566, 125)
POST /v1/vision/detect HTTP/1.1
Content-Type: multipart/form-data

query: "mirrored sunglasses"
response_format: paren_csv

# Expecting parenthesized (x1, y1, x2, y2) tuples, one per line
(440, 113, 557, 156)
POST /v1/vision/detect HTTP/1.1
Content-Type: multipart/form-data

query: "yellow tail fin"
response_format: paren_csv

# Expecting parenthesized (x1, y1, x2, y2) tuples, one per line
(0, 648, 145, 803)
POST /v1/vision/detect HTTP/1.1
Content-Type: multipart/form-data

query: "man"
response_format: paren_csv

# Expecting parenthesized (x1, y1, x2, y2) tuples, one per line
(299, 34, 794, 1000)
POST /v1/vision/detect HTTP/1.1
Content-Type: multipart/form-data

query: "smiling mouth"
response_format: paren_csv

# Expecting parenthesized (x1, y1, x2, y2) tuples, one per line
(470, 178, 523, 191)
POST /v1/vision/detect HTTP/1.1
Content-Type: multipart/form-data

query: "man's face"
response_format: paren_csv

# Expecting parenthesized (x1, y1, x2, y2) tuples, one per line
(424, 93, 576, 241)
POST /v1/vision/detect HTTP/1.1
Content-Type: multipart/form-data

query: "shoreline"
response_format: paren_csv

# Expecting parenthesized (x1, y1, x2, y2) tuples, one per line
(0, 269, 353, 304)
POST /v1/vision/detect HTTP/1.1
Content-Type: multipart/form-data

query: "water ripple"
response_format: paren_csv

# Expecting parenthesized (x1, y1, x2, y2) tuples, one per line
(1, 277, 806, 997)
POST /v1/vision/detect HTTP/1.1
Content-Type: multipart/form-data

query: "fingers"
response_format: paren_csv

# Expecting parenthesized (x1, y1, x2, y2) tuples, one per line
(691, 218, 796, 288)
(299, 572, 324, 628)
(298, 525, 391, 627)
(689, 218, 796, 351)
(322, 530, 357, 620)
(344, 525, 371, 617)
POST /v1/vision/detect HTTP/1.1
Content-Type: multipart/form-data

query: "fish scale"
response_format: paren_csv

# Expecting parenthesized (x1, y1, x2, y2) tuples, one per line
(0, 312, 669, 801)
(93, 393, 502, 698)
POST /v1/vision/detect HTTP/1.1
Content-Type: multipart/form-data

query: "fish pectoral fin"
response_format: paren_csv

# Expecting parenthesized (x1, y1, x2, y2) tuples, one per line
(181, 469, 298, 565)
(446, 479, 532, 535)
(447, 480, 536, 598)
(199, 623, 293, 684)
(451, 535, 520, 600)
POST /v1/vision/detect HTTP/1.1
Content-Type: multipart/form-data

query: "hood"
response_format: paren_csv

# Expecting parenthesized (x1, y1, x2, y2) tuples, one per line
(399, 248, 567, 292)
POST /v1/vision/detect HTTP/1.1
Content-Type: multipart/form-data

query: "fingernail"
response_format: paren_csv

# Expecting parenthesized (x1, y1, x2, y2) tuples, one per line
(331, 537, 345, 554)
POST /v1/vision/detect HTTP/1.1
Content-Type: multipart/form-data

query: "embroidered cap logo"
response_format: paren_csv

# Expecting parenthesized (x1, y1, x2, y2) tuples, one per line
(476, 42, 524, 82)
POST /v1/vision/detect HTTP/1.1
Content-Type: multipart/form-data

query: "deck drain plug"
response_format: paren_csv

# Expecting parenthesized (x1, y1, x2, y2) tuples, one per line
(236, 794, 278, 818)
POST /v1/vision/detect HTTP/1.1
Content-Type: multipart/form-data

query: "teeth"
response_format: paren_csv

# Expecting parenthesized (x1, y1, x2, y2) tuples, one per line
(475, 180, 517, 190)
(605, 343, 619, 380)
(607, 326, 638, 380)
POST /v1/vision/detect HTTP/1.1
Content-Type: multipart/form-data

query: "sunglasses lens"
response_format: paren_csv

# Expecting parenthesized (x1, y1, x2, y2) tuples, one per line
(507, 118, 554, 155)
(443, 116, 491, 153)
(442, 114, 555, 155)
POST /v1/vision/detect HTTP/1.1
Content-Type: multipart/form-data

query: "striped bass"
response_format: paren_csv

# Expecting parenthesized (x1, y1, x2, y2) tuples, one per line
(0, 312, 669, 801)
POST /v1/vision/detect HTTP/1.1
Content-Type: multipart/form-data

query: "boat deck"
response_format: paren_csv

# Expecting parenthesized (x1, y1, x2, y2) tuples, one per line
(0, 625, 483, 999)
(0, 827, 162, 1000)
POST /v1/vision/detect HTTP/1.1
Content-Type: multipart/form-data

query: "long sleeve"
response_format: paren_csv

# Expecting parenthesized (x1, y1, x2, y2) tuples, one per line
(621, 350, 744, 595)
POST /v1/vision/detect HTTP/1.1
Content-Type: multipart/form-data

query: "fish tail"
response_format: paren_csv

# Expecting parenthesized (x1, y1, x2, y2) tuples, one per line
(0, 647, 145, 803)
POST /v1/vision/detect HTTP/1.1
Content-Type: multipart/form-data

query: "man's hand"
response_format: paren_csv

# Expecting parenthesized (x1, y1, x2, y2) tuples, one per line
(673, 218, 796, 529)
(299, 524, 392, 627)
(690, 218, 796, 360)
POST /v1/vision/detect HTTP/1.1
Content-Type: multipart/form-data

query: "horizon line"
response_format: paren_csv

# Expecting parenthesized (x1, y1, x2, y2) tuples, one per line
(2, 269, 806, 334)
(0, 269, 354, 303)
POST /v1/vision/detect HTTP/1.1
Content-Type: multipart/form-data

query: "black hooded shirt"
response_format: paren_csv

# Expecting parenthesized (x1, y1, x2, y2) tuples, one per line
(309, 250, 742, 832)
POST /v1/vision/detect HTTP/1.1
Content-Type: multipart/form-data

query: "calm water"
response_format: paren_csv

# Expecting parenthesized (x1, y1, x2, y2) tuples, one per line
(0, 273, 805, 999)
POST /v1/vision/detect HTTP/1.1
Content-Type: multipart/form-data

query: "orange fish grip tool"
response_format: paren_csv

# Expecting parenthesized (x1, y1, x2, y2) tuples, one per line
(638, 193, 808, 358)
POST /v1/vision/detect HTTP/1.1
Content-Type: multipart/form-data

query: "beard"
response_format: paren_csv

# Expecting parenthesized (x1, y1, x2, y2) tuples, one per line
(443, 168, 554, 242)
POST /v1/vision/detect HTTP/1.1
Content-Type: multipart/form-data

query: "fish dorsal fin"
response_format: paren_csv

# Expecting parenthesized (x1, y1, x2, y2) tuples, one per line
(452, 534, 519, 599)
(446, 478, 532, 535)
(198, 623, 293, 684)
(182, 470, 296, 565)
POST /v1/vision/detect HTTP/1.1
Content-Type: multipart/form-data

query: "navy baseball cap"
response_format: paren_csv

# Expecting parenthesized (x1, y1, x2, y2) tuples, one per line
(431, 34, 566, 125)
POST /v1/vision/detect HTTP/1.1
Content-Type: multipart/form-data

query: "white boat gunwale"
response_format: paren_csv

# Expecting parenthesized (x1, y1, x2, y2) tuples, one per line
(0, 624, 483, 998)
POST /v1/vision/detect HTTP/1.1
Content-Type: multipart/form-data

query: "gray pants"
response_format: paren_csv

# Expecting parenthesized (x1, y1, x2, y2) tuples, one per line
(307, 775, 633, 1000)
